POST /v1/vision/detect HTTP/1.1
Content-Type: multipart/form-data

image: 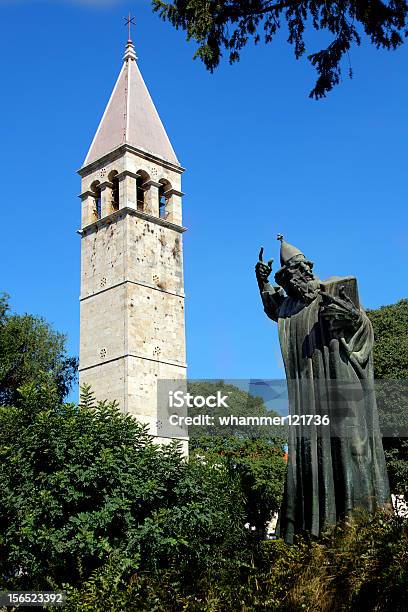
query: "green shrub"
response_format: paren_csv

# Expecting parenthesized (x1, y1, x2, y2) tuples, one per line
(283, 510, 408, 612)
(0, 384, 250, 595)
(191, 436, 286, 538)
(0, 384, 187, 589)
(64, 511, 408, 611)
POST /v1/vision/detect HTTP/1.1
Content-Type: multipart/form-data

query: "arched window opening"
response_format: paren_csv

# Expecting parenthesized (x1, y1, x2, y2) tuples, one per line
(108, 171, 119, 212)
(158, 179, 171, 220)
(158, 186, 166, 219)
(136, 170, 149, 211)
(91, 181, 101, 220)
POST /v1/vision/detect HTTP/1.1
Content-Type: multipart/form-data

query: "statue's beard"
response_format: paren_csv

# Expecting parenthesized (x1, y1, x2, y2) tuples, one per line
(286, 274, 320, 304)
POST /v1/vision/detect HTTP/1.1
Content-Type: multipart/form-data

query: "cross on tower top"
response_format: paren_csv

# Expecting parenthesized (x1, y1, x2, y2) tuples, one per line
(123, 12, 137, 62)
(124, 12, 136, 42)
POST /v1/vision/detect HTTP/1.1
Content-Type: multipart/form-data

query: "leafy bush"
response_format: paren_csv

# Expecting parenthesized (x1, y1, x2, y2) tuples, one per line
(187, 380, 288, 538)
(0, 384, 249, 594)
(191, 436, 286, 538)
(0, 384, 185, 589)
(282, 510, 408, 612)
(64, 510, 408, 611)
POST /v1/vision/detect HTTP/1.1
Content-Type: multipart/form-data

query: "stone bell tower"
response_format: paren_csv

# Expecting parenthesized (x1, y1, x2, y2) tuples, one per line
(78, 34, 187, 443)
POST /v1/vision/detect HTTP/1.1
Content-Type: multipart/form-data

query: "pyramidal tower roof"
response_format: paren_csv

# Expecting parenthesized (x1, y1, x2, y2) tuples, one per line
(83, 38, 179, 167)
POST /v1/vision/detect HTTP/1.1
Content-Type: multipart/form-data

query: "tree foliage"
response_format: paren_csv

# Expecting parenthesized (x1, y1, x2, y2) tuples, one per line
(367, 298, 408, 496)
(152, 0, 408, 98)
(0, 384, 249, 591)
(0, 293, 78, 405)
(64, 510, 408, 611)
(191, 436, 287, 537)
(187, 381, 287, 536)
(367, 298, 408, 380)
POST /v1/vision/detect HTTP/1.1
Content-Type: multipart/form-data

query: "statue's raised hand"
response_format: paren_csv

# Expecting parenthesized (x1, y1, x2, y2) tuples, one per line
(255, 247, 273, 285)
(320, 286, 361, 331)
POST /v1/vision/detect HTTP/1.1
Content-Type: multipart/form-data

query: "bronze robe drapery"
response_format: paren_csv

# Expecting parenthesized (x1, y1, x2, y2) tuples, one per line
(261, 283, 390, 544)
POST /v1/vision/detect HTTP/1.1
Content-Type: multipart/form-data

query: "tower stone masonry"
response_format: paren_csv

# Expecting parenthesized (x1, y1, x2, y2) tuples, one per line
(78, 37, 187, 445)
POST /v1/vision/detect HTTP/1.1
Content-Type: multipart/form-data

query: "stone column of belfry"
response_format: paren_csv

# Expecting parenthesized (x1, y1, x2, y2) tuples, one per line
(77, 34, 187, 450)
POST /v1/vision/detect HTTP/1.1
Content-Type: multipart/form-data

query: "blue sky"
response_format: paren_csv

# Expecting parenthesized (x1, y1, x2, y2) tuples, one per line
(0, 0, 406, 399)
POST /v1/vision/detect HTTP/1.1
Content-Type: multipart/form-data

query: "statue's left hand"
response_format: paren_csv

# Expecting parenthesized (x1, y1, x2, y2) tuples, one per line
(320, 287, 361, 330)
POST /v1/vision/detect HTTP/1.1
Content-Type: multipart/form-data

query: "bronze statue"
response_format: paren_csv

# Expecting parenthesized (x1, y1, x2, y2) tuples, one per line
(256, 235, 390, 543)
